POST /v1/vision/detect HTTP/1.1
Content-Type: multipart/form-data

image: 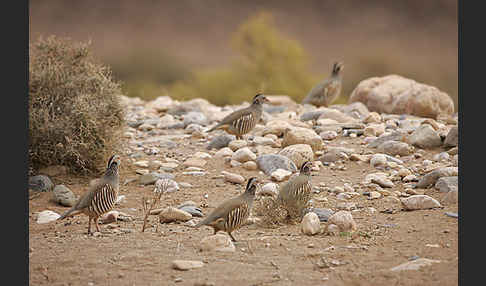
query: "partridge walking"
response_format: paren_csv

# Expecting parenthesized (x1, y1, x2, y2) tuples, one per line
(195, 177, 259, 241)
(277, 161, 313, 220)
(302, 62, 344, 107)
(207, 93, 269, 140)
(58, 155, 121, 234)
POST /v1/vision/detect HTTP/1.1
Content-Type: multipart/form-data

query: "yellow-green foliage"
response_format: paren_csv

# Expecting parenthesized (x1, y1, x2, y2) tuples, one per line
(170, 12, 318, 106)
(29, 36, 125, 174)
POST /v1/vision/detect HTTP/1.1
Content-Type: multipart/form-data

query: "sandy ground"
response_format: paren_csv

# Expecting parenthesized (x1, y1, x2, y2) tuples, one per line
(29, 132, 458, 286)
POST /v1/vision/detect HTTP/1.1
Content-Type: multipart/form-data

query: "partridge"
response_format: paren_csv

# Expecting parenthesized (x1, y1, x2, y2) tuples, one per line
(207, 93, 269, 140)
(58, 155, 121, 234)
(195, 177, 259, 241)
(302, 62, 344, 107)
(277, 161, 313, 220)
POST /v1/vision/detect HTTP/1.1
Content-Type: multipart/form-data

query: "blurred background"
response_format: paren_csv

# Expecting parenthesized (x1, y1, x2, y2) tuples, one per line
(29, 0, 457, 110)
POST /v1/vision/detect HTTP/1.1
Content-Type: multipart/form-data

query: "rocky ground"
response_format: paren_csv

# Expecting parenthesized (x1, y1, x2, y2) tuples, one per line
(29, 78, 458, 286)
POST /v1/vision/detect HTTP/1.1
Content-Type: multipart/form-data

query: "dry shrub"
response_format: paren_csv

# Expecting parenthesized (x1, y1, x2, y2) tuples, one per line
(253, 196, 288, 228)
(29, 35, 125, 174)
(169, 11, 318, 106)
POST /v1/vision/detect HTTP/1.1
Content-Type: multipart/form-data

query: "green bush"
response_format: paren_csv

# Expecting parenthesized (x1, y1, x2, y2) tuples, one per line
(169, 12, 319, 106)
(29, 36, 125, 174)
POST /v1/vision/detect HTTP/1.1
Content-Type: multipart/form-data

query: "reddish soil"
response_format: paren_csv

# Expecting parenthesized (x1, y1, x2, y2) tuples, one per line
(29, 134, 458, 286)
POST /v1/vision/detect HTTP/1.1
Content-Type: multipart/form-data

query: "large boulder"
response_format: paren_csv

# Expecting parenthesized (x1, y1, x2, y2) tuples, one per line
(348, 75, 454, 119)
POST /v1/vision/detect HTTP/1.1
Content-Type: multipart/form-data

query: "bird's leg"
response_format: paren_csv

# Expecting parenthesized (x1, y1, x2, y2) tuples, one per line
(229, 232, 237, 242)
(94, 217, 101, 232)
(87, 217, 92, 235)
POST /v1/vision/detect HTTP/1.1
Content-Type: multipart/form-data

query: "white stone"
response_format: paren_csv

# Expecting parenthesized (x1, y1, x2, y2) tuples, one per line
(221, 171, 245, 184)
(242, 161, 258, 170)
(232, 147, 257, 163)
(401, 195, 442, 210)
(390, 258, 441, 272)
(133, 160, 150, 168)
(328, 211, 357, 232)
(171, 260, 204, 271)
(183, 157, 207, 168)
(36, 210, 61, 224)
(301, 212, 321, 235)
(282, 127, 323, 152)
(214, 147, 234, 158)
(193, 152, 212, 159)
(159, 207, 192, 223)
(327, 224, 340, 235)
(258, 182, 279, 197)
(199, 234, 236, 252)
(370, 154, 387, 168)
(368, 191, 381, 200)
(271, 169, 292, 182)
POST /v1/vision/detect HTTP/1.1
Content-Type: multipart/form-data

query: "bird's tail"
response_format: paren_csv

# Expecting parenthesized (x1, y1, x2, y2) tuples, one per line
(57, 207, 78, 220)
(206, 124, 219, 133)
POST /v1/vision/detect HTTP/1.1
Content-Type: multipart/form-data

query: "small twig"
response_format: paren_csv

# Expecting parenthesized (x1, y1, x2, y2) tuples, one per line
(141, 190, 163, 232)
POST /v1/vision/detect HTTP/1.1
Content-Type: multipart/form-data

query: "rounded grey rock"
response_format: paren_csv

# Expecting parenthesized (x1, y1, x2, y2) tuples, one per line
(178, 205, 203, 217)
(28, 175, 54, 192)
(304, 208, 335, 222)
(256, 154, 297, 176)
(53, 185, 76, 207)
(207, 135, 236, 150)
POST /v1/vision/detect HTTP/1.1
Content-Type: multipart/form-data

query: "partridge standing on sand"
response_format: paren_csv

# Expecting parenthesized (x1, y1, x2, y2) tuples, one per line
(277, 161, 313, 219)
(302, 62, 344, 107)
(207, 93, 269, 140)
(57, 155, 121, 234)
(194, 177, 259, 241)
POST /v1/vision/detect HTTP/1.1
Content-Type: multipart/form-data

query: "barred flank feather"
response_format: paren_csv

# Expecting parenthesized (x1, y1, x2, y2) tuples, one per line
(87, 184, 117, 217)
(195, 177, 258, 241)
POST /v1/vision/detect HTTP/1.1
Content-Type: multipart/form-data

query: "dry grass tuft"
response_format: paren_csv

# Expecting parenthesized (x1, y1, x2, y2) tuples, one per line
(29, 35, 125, 174)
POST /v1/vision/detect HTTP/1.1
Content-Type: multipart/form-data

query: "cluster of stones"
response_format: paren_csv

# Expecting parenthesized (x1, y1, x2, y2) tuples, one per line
(31, 75, 458, 252)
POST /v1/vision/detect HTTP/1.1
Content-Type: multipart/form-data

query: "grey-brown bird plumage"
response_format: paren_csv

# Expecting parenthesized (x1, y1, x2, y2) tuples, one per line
(277, 161, 313, 219)
(195, 177, 258, 241)
(207, 94, 269, 140)
(58, 155, 121, 234)
(302, 62, 344, 107)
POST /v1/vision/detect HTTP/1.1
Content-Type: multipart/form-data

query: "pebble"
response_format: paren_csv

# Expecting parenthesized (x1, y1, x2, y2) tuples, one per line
(390, 258, 441, 272)
(328, 211, 357, 232)
(221, 171, 245, 184)
(29, 175, 54, 192)
(199, 234, 235, 252)
(183, 157, 207, 168)
(52, 185, 77, 207)
(401, 195, 442, 210)
(271, 169, 292, 182)
(228, 140, 248, 151)
(159, 207, 193, 223)
(171, 260, 204, 271)
(214, 147, 234, 158)
(258, 183, 279, 197)
(232, 147, 257, 163)
(370, 154, 387, 168)
(242, 161, 258, 170)
(301, 212, 321, 235)
(36, 210, 60, 224)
